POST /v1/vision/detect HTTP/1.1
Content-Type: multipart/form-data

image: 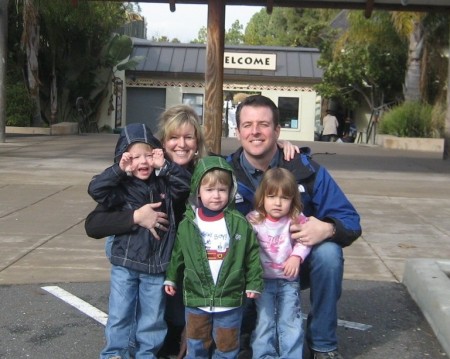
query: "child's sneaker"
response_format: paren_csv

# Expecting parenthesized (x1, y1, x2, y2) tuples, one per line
(313, 350, 344, 359)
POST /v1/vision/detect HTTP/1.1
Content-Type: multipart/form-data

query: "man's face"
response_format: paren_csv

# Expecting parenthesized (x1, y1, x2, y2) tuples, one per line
(236, 105, 280, 161)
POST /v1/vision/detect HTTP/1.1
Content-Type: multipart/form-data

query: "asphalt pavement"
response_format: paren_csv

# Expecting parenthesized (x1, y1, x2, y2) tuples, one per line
(0, 133, 449, 358)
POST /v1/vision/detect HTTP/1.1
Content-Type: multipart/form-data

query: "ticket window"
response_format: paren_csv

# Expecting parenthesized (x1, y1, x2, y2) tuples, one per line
(182, 93, 204, 124)
(278, 97, 300, 129)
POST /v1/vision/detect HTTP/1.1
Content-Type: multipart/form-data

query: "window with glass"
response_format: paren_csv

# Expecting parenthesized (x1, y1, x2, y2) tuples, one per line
(278, 97, 300, 129)
(182, 93, 204, 124)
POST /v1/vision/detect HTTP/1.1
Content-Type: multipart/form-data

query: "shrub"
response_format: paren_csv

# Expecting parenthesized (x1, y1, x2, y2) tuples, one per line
(6, 82, 36, 127)
(378, 101, 443, 138)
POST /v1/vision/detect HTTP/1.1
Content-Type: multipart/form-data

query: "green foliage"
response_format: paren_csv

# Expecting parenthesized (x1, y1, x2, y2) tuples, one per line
(191, 26, 207, 44)
(106, 35, 134, 65)
(244, 8, 336, 47)
(150, 35, 180, 43)
(191, 20, 245, 45)
(225, 20, 244, 45)
(6, 81, 36, 127)
(8, 0, 129, 124)
(378, 101, 443, 138)
(421, 14, 450, 104)
(316, 11, 407, 111)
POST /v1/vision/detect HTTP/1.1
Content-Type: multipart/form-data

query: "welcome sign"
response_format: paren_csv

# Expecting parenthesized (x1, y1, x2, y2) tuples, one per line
(224, 52, 277, 71)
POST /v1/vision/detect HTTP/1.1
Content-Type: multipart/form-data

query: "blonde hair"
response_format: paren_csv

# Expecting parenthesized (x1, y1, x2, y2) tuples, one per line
(253, 168, 303, 222)
(200, 169, 232, 189)
(157, 105, 207, 163)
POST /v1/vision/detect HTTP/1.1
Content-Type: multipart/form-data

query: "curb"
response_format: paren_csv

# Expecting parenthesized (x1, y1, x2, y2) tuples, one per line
(403, 258, 450, 356)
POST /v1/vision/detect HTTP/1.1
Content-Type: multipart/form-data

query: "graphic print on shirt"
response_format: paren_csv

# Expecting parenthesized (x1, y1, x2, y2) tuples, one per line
(260, 232, 290, 274)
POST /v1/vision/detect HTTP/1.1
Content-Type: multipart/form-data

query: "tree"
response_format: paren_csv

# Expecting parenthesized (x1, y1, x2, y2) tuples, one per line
(11, 0, 128, 125)
(0, 0, 7, 142)
(244, 8, 337, 48)
(191, 26, 208, 44)
(316, 11, 407, 112)
(225, 20, 244, 45)
(390, 12, 425, 102)
(22, 0, 42, 126)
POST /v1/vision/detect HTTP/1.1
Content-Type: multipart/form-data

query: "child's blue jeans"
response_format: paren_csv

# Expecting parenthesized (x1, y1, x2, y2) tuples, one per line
(252, 278, 303, 358)
(100, 265, 166, 359)
(184, 306, 243, 359)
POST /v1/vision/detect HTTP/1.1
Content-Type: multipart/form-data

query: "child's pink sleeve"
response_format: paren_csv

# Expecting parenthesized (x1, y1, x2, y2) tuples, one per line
(291, 213, 311, 260)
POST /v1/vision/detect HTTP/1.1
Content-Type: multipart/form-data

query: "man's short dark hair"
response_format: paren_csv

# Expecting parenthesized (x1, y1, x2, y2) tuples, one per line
(235, 95, 280, 129)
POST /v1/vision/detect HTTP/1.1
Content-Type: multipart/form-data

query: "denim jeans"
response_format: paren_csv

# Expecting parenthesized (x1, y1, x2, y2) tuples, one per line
(105, 235, 114, 259)
(301, 241, 344, 353)
(252, 279, 303, 358)
(184, 306, 243, 359)
(241, 241, 344, 354)
(100, 265, 167, 359)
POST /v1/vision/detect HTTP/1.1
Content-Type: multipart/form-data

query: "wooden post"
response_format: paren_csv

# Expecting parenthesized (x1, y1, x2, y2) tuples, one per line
(444, 31, 450, 160)
(204, 0, 225, 154)
(0, 0, 7, 142)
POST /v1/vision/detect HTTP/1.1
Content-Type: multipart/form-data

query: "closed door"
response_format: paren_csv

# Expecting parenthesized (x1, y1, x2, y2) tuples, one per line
(126, 88, 166, 134)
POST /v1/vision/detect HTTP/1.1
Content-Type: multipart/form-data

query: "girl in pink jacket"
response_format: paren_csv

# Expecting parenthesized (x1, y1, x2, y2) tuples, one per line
(247, 167, 310, 359)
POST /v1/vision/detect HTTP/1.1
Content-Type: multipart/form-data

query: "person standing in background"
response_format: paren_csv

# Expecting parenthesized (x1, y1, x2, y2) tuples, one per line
(321, 110, 339, 142)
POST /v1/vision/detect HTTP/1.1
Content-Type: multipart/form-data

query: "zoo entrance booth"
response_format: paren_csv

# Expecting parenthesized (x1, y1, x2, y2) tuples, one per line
(101, 40, 324, 142)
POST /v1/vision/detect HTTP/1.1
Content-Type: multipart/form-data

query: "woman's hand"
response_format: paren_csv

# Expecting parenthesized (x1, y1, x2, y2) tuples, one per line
(277, 140, 300, 160)
(133, 203, 169, 240)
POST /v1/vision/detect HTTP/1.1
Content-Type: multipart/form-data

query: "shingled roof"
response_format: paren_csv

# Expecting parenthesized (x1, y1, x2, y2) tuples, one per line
(128, 39, 323, 83)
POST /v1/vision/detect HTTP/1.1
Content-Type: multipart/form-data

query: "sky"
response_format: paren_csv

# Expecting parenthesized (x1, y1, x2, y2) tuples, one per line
(139, 3, 263, 43)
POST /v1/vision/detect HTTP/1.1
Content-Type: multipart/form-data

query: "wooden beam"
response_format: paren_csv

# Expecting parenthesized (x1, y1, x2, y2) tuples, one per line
(364, 0, 374, 18)
(266, 0, 274, 14)
(169, 0, 176, 12)
(102, 1, 450, 13)
(204, 0, 225, 154)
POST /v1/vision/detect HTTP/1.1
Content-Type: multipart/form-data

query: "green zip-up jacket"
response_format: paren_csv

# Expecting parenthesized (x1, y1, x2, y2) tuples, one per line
(165, 156, 263, 309)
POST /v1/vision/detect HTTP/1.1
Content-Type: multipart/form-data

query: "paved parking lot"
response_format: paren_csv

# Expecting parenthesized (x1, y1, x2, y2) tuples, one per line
(0, 134, 449, 358)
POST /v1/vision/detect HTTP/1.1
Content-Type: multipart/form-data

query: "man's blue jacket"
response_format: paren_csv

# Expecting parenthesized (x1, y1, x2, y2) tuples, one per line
(227, 147, 361, 247)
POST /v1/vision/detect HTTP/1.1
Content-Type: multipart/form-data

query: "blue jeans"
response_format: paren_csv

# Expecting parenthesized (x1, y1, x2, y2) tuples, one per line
(241, 241, 344, 354)
(100, 265, 167, 359)
(301, 241, 344, 353)
(252, 279, 303, 358)
(185, 306, 243, 359)
(105, 235, 114, 259)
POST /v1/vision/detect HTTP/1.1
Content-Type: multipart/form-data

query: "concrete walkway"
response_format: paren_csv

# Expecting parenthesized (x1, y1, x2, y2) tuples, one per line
(1, 134, 449, 355)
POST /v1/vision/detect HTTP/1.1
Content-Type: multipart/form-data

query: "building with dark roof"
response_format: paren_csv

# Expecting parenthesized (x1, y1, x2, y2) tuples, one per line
(101, 40, 324, 141)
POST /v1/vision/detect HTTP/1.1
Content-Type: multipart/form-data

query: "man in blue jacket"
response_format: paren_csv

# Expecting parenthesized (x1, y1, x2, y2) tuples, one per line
(227, 95, 362, 359)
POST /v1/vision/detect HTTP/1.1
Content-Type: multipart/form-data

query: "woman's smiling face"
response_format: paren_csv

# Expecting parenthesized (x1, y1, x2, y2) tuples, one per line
(163, 123, 198, 167)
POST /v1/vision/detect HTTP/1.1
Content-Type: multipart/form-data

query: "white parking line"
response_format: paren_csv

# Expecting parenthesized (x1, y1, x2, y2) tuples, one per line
(41, 285, 108, 326)
(42, 285, 372, 331)
(302, 314, 372, 331)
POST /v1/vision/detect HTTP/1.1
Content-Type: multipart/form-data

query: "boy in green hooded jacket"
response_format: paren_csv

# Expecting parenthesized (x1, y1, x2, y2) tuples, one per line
(164, 156, 263, 359)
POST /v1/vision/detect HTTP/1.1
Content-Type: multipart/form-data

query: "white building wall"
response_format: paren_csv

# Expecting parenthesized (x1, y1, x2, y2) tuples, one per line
(100, 78, 319, 142)
(261, 89, 318, 142)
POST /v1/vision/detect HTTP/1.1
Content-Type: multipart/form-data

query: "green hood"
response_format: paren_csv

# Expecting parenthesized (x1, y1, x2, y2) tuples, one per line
(189, 156, 237, 209)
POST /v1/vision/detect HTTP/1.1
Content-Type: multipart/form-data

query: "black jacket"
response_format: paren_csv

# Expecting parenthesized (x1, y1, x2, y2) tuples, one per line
(87, 124, 191, 273)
